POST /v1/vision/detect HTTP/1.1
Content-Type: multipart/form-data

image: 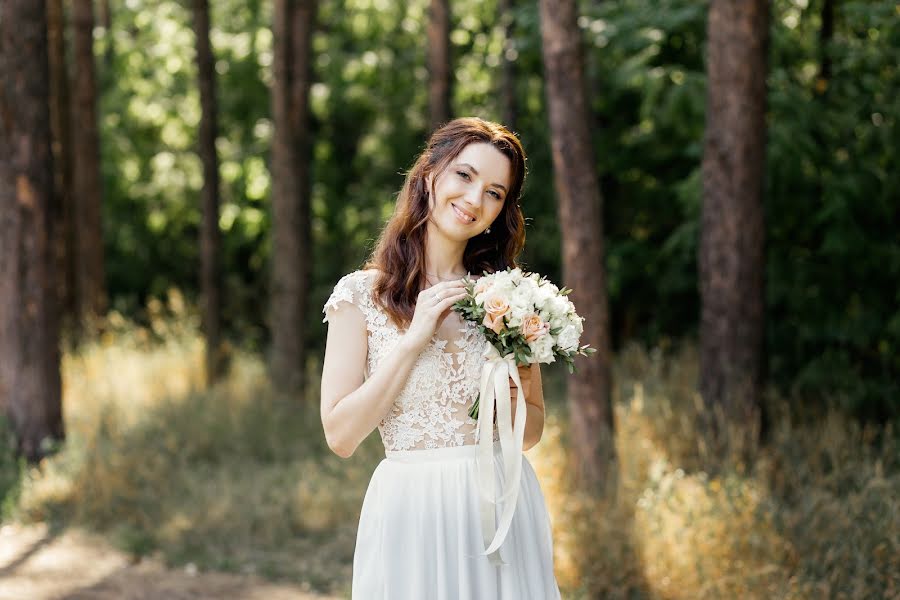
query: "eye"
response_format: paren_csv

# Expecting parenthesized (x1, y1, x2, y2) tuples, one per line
(488, 190, 502, 200)
(456, 170, 471, 181)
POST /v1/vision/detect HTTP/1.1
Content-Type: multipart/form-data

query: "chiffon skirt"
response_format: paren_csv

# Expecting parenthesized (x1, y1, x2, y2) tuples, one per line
(351, 443, 562, 600)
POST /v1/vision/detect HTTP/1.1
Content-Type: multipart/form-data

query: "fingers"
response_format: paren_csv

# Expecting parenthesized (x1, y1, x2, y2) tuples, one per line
(418, 280, 466, 302)
(439, 290, 467, 309)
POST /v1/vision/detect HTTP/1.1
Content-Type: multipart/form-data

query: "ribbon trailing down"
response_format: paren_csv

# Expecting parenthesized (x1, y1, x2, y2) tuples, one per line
(474, 343, 527, 567)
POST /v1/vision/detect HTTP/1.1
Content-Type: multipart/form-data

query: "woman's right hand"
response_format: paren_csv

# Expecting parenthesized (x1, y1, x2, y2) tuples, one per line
(403, 279, 469, 352)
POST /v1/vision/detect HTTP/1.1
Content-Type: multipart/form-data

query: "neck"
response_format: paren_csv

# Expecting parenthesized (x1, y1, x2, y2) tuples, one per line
(423, 227, 467, 279)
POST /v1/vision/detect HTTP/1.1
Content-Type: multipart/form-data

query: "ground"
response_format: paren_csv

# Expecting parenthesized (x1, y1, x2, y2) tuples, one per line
(0, 522, 340, 600)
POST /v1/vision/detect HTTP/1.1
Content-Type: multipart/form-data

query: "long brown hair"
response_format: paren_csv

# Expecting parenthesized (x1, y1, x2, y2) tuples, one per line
(363, 117, 527, 329)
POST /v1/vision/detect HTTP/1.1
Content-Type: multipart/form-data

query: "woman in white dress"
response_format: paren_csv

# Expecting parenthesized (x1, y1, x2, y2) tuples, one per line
(320, 117, 561, 599)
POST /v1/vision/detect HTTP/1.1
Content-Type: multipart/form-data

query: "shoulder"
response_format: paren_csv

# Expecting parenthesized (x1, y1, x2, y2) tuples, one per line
(323, 270, 370, 321)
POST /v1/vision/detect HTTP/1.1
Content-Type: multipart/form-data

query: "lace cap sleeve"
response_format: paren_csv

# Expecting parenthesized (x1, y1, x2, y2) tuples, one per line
(322, 270, 368, 323)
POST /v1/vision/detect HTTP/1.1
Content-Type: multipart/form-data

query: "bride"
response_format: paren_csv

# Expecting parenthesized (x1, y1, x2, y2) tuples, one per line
(320, 117, 561, 599)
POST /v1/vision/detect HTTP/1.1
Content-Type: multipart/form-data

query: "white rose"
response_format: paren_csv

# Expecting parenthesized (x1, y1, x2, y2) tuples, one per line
(529, 333, 556, 364)
(569, 314, 584, 334)
(557, 324, 581, 352)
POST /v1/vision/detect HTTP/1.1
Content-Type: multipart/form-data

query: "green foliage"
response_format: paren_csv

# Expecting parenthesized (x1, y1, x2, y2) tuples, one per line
(765, 0, 900, 419)
(0, 416, 26, 522)
(95, 0, 897, 418)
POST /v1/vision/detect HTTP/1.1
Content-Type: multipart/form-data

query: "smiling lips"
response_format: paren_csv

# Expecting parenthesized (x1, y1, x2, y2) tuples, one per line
(452, 203, 477, 224)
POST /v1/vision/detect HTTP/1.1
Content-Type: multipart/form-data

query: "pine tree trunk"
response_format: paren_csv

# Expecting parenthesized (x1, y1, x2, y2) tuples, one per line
(538, 0, 614, 491)
(0, 0, 65, 462)
(193, 0, 224, 385)
(499, 0, 517, 131)
(427, 0, 451, 131)
(71, 0, 107, 325)
(817, 0, 834, 91)
(47, 0, 78, 326)
(98, 0, 114, 68)
(699, 0, 769, 461)
(270, 0, 317, 395)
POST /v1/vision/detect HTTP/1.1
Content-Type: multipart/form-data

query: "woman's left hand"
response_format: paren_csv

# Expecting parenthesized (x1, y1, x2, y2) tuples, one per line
(509, 363, 532, 401)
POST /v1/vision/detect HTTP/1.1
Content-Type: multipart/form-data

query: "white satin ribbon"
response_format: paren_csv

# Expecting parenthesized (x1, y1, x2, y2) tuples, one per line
(474, 344, 526, 566)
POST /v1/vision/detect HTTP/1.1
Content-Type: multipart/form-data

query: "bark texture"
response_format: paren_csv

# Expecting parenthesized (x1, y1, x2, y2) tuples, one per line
(193, 0, 224, 385)
(538, 0, 614, 491)
(427, 0, 451, 132)
(47, 0, 77, 324)
(699, 0, 769, 460)
(499, 0, 517, 131)
(71, 0, 107, 324)
(270, 0, 317, 394)
(0, 0, 65, 462)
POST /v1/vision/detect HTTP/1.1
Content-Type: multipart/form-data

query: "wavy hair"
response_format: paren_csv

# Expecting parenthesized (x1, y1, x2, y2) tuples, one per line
(363, 117, 527, 329)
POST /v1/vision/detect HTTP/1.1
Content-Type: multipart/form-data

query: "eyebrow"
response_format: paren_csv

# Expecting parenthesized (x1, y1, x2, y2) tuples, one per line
(457, 163, 508, 193)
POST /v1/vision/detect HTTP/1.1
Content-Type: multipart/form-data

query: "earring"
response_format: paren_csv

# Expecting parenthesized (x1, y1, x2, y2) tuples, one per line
(484, 227, 491, 234)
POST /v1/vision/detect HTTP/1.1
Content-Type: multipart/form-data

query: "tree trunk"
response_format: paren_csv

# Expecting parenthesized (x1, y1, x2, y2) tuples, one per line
(98, 0, 114, 68)
(71, 0, 107, 325)
(0, 0, 65, 462)
(538, 0, 614, 491)
(699, 0, 768, 461)
(427, 0, 451, 132)
(193, 0, 224, 385)
(270, 0, 317, 395)
(499, 0, 517, 131)
(47, 0, 78, 327)
(98, 0, 111, 31)
(816, 0, 834, 93)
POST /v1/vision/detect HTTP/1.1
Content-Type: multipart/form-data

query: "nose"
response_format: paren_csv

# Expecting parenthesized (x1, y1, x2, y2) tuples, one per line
(463, 186, 483, 208)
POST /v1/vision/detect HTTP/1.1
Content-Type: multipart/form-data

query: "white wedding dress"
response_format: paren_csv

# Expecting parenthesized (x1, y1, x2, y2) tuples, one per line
(323, 270, 561, 600)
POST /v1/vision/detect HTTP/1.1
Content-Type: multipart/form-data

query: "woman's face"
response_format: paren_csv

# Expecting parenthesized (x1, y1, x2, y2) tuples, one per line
(426, 142, 512, 243)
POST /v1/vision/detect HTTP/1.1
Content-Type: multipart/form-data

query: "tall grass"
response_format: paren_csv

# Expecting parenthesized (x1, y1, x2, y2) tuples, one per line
(2, 301, 897, 598)
(533, 343, 899, 599)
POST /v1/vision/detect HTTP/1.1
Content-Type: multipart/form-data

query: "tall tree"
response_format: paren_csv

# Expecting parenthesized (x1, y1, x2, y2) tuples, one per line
(0, 0, 65, 462)
(498, 0, 517, 131)
(698, 0, 769, 459)
(270, 0, 317, 394)
(71, 0, 107, 325)
(47, 0, 78, 324)
(427, 0, 451, 131)
(816, 0, 834, 93)
(98, 0, 114, 68)
(538, 0, 614, 490)
(193, 0, 224, 385)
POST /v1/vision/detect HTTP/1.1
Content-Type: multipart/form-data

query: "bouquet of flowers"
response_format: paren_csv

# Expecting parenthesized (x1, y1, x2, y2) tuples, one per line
(452, 267, 595, 565)
(454, 267, 596, 420)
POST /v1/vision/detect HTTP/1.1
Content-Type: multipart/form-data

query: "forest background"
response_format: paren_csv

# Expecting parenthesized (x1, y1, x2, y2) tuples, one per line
(0, 0, 897, 598)
(96, 0, 896, 418)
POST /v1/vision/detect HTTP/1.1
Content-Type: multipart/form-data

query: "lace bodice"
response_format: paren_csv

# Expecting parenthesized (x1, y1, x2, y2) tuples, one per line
(322, 269, 495, 451)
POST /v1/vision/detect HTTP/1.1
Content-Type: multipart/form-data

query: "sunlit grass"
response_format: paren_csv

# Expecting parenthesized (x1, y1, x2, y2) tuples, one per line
(533, 343, 900, 599)
(2, 306, 897, 598)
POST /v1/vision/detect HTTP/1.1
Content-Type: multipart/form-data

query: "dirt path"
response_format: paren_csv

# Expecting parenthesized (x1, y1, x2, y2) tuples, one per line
(0, 522, 341, 600)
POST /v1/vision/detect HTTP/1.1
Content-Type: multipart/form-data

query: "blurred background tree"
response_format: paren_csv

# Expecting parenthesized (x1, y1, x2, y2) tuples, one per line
(78, 0, 894, 420)
(2, 0, 896, 454)
(0, 1, 897, 597)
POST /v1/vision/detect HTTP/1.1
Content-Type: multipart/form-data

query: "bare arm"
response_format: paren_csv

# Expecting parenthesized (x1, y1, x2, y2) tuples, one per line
(320, 302, 423, 458)
(509, 363, 545, 451)
(320, 278, 468, 458)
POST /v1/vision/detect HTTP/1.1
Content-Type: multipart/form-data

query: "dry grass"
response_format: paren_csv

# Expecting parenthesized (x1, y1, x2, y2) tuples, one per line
(536, 343, 900, 599)
(2, 304, 897, 599)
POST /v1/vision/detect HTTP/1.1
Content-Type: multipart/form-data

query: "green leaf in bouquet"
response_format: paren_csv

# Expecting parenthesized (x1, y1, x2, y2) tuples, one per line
(468, 397, 480, 420)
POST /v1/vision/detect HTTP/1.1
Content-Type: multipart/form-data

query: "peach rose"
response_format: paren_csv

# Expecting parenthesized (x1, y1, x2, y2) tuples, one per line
(482, 294, 510, 334)
(521, 313, 550, 343)
(474, 277, 490, 296)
